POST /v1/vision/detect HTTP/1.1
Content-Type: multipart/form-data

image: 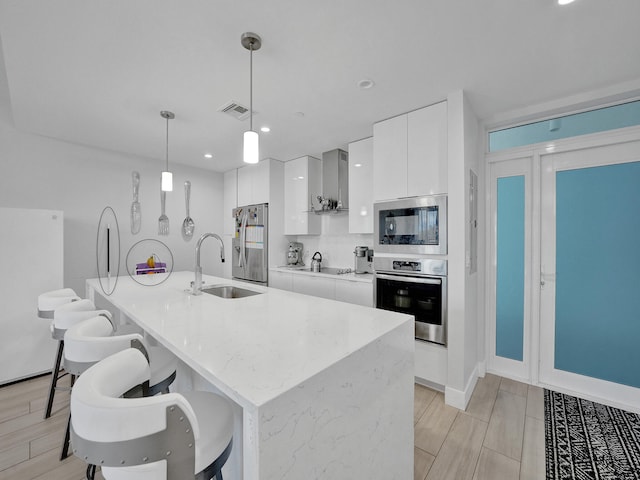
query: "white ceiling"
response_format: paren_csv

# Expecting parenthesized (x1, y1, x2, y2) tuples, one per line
(1, 0, 639, 172)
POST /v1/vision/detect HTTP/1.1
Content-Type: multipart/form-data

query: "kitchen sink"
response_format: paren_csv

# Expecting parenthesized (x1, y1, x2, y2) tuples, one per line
(200, 285, 262, 299)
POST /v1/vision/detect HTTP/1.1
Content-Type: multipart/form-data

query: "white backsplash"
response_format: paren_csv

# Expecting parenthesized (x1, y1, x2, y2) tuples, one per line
(288, 214, 373, 269)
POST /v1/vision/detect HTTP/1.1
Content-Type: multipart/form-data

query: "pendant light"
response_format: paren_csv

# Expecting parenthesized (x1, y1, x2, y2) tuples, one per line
(241, 32, 261, 164)
(160, 110, 174, 191)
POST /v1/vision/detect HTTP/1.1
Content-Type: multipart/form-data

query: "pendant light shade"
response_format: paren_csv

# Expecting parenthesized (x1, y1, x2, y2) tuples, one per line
(160, 110, 174, 192)
(243, 130, 259, 164)
(161, 171, 173, 191)
(241, 32, 261, 164)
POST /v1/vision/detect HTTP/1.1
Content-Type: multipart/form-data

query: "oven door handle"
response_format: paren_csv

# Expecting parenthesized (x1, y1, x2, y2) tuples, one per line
(375, 273, 442, 285)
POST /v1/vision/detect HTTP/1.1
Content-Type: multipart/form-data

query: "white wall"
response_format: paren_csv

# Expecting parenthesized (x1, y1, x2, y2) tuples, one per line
(0, 116, 224, 296)
(463, 94, 480, 383)
(445, 90, 480, 409)
(288, 215, 372, 269)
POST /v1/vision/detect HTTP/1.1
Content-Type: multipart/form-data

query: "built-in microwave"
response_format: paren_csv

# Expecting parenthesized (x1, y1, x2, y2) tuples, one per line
(374, 195, 447, 255)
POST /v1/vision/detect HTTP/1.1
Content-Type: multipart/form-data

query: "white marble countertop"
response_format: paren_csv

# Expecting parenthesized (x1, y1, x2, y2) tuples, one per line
(270, 266, 374, 283)
(86, 271, 408, 409)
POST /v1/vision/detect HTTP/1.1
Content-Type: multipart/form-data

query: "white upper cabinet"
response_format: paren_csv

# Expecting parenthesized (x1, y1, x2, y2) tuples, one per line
(373, 101, 448, 201)
(237, 159, 270, 206)
(236, 165, 252, 206)
(224, 159, 283, 239)
(223, 169, 237, 235)
(284, 156, 321, 235)
(373, 114, 408, 201)
(407, 101, 448, 196)
(348, 137, 374, 234)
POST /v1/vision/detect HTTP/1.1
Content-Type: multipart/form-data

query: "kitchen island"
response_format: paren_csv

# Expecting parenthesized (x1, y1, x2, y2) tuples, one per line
(86, 271, 414, 479)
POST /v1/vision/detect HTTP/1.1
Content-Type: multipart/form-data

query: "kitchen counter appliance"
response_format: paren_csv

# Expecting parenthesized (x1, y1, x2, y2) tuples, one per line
(232, 203, 268, 284)
(287, 241, 304, 266)
(374, 257, 447, 345)
(374, 194, 447, 255)
(354, 246, 374, 274)
(311, 251, 323, 272)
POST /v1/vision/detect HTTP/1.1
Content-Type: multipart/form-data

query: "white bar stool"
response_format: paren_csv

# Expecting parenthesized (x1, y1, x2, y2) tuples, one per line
(38, 288, 80, 418)
(45, 299, 112, 423)
(62, 315, 179, 464)
(38, 288, 80, 319)
(71, 348, 234, 480)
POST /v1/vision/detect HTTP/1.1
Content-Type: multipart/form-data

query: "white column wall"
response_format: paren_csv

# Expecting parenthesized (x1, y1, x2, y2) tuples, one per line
(463, 93, 481, 384)
(445, 90, 481, 409)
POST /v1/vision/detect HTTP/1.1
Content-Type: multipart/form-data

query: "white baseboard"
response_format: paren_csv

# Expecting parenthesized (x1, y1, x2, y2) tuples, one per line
(445, 364, 480, 410)
(415, 376, 445, 393)
(539, 367, 640, 415)
(477, 361, 486, 377)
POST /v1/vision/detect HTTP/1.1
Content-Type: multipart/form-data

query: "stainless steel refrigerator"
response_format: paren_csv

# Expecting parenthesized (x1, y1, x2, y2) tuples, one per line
(232, 203, 268, 284)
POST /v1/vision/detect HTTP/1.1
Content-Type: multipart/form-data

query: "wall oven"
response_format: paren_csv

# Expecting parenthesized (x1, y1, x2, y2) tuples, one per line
(374, 258, 447, 346)
(374, 194, 447, 255)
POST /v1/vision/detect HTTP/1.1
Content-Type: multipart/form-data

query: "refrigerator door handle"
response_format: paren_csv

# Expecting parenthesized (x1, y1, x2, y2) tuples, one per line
(239, 210, 248, 268)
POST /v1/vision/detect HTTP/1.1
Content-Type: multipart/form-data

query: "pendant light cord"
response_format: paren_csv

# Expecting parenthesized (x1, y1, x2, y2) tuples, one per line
(165, 116, 169, 171)
(249, 42, 253, 132)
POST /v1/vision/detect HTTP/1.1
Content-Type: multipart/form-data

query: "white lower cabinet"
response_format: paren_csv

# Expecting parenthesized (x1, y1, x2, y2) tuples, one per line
(292, 275, 336, 300)
(415, 340, 448, 386)
(269, 270, 373, 307)
(268, 270, 293, 291)
(335, 280, 373, 307)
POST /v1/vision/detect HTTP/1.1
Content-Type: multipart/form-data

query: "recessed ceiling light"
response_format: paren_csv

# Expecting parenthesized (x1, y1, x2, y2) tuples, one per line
(354, 163, 362, 167)
(357, 78, 375, 89)
(558, 0, 575, 5)
(204, 153, 213, 159)
(260, 126, 270, 133)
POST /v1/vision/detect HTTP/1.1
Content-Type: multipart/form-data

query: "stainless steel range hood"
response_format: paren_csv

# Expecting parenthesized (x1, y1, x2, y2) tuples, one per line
(313, 148, 348, 214)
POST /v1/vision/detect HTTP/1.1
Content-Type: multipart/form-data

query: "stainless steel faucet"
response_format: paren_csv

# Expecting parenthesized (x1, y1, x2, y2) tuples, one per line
(193, 233, 225, 295)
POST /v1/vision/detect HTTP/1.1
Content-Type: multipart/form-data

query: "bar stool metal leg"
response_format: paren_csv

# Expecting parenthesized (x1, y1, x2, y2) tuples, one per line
(45, 340, 66, 419)
(85, 464, 96, 480)
(61, 412, 72, 460)
(60, 374, 76, 460)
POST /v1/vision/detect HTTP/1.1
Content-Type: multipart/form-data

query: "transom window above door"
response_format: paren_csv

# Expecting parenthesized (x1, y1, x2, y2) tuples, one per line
(489, 99, 640, 152)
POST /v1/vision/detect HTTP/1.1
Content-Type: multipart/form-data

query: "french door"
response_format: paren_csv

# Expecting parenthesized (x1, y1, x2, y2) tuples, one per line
(487, 156, 534, 382)
(488, 130, 640, 410)
(539, 139, 640, 409)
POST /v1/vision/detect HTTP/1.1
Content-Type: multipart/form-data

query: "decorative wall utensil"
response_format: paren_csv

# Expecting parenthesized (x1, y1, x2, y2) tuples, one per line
(158, 190, 169, 235)
(182, 180, 195, 240)
(96, 206, 120, 295)
(130, 171, 141, 234)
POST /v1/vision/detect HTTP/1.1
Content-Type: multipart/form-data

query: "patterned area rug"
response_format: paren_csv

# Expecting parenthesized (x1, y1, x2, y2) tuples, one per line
(545, 389, 640, 479)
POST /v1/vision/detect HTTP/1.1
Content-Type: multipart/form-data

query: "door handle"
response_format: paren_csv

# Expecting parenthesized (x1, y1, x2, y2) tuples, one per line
(239, 211, 248, 268)
(540, 266, 556, 286)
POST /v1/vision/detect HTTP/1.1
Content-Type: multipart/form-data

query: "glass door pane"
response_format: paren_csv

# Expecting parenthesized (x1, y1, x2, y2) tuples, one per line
(488, 157, 531, 380)
(555, 161, 640, 388)
(496, 176, 525, 361)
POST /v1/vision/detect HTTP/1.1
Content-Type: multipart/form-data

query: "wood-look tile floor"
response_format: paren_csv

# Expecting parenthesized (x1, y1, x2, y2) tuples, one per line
(0, 373, 543, 479)
(415, 374, 545, 480)
(0, 374, 105, 480)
